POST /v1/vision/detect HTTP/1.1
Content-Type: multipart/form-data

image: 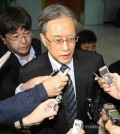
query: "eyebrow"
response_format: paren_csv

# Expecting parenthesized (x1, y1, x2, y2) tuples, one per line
(52, 34, 76, 38)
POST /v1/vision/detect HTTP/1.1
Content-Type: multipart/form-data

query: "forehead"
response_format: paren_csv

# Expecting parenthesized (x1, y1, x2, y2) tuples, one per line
(46, 16, 76, 37)
(8, 27, 28, 35)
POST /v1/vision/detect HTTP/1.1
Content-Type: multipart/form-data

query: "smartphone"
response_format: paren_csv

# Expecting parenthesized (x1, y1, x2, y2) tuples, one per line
(99, 66, 114, 87)
(72, 119, 84, 134)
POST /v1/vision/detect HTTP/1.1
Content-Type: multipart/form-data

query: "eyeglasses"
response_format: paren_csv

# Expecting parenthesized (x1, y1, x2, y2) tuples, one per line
(5, 31, 32, 42)
(44, 35, 78, 46)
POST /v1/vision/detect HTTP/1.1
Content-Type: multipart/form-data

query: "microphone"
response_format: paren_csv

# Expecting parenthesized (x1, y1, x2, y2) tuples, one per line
(0, 51, 11, 69)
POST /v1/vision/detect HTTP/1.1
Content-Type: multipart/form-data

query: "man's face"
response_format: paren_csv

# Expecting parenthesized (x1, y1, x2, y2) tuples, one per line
(80, 42, 96, 52)
(3, 27, 32, 57)
(40, 16, 77, 64)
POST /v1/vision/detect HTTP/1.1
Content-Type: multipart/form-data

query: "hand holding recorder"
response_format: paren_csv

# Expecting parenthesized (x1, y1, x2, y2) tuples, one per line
(105, 119, 120, 134)
(94, 65, 114, 87)
(94, 66, 120, 100)
(103, 103, 120, 126)
(96, 72, 120, 100)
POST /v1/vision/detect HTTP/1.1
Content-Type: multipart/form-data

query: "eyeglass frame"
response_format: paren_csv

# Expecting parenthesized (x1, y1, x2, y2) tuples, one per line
(44, 35, 79, 46)
(5, 30, 32, 42)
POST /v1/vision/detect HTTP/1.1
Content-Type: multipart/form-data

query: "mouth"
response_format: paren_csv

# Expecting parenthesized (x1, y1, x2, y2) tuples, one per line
(21, 45, 30, 51)
(60, 54, 70, 60)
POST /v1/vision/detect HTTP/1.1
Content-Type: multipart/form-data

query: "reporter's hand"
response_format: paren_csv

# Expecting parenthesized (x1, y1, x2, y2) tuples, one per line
(96, 73, 120, 100)
(97, 109, 109, 132)
(105, 120, 120, 134)
(21, 76, 50, 91)
(43, 75, 68, 97)
(22, 99, 58, 126)
(66, 128, 85, 134)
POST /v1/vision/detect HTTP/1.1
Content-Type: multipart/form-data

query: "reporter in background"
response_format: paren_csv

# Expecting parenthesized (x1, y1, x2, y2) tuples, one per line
(76, 29, 97, 52)
(0, 6, 42, 100)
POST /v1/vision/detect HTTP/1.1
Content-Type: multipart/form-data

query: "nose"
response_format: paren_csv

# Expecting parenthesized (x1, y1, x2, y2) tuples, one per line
(62, 40, 69, 51)
(20, 36, 26, 43)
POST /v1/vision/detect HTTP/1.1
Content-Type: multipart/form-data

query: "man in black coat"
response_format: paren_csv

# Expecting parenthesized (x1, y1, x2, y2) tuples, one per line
(0, 6, 42, 99)
(19, 4, 105, 134)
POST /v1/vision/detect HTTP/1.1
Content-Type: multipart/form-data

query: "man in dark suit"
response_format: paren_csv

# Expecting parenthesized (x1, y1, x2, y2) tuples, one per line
(19, 4, 105, 134)
(0, 6, 42, 99)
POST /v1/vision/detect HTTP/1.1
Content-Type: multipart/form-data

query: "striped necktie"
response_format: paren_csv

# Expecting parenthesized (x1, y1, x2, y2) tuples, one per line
(60, 64, 77, 128)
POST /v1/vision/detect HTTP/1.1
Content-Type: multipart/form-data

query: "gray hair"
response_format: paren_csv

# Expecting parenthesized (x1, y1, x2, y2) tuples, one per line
(38, 4, 79, 34)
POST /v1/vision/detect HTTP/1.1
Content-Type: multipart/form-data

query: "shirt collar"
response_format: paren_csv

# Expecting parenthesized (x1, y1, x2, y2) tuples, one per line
(48, 52, 73, 70)
(15, 46, 35, 65)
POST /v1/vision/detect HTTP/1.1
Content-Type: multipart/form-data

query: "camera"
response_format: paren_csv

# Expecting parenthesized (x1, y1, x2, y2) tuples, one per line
(103, 103, 120, 126)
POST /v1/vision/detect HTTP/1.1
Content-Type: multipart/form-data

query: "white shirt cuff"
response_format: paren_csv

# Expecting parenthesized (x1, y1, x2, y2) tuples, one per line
(15, 84, 24, 94)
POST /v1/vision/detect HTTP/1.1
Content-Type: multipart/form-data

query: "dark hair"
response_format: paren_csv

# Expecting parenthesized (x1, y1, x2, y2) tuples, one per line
(76, 30, 97, 48)
(0, 6, 31, 36)
(38, 4, 79, 34)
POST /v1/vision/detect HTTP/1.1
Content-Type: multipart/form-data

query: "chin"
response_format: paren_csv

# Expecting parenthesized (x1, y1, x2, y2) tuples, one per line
(20, 51, 29, 56)
(60, 59, 71, 64)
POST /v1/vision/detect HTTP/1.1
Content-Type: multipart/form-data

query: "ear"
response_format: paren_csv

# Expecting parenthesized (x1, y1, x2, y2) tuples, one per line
(40, 33, 47, 47)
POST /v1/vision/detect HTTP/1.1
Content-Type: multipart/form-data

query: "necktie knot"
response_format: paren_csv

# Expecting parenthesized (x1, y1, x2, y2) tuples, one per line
(60, 64, 68, 73)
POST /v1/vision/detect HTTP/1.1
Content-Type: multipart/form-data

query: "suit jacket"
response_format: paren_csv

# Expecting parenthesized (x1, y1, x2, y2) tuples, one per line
(20, 49, 105, 134)
(0, 83, 48, 124)
(0, 38, 42, 100)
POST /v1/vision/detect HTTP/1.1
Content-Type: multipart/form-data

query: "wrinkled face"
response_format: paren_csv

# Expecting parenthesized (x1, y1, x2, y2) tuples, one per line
(2, 27, 32, 57)
(40, 16, 77, 64)
(80, 42, 96, 52)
